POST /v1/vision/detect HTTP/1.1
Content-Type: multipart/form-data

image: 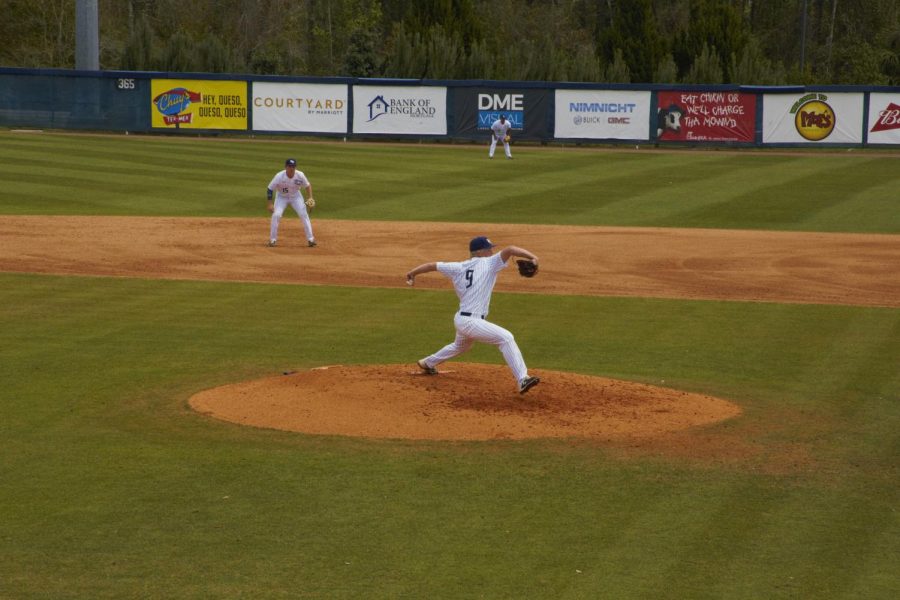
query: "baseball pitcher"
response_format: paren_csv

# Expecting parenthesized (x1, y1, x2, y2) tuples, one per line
(406, 236, 540, 394)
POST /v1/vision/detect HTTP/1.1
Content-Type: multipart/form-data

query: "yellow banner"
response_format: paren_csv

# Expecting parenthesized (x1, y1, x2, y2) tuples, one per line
(151, 80, 247, 130)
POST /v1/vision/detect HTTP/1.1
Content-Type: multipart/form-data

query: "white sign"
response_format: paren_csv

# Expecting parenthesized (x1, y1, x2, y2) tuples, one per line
(352, 86, 447, 135)
(555, 90, 651, 140)
(252, 82, 347, 133)
(763, 92, 864, 143)
(867, 93, 900, 145)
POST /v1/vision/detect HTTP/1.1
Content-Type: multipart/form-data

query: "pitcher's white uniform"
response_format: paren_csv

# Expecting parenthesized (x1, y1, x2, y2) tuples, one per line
(489, 117, 512, 159)
(422, 253, 529, 382)
(267, 169, 314, 245)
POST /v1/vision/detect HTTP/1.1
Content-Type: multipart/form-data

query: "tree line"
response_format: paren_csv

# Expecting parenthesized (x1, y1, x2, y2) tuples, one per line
(1, 0, 898, 85)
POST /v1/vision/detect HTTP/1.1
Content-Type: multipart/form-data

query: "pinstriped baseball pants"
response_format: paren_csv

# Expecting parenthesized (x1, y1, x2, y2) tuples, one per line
(424, 314, 528, 383)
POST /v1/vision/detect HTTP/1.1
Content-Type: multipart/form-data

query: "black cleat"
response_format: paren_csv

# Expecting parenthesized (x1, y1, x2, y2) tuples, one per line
(417, 359, 438, 375)
(518, 376, 540, 394)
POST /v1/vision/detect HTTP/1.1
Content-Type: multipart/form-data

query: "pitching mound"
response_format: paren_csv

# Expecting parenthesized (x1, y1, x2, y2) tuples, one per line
(189, 363, 741, 441)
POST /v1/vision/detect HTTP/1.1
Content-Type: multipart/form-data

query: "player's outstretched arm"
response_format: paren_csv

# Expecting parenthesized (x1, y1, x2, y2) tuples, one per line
(499, 246, 538, 265)
(406, 262, 437, 286)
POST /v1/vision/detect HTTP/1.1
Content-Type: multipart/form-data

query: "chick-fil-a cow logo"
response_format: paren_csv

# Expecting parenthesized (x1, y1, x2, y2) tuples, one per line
(153, 87, 202, 125)
(870, 102, 900, 133)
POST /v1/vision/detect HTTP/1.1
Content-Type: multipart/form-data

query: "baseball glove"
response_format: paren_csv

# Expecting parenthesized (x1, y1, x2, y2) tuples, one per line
(504, 134, 511, 143)
(516, 259, 538, 278)
(305, 197, 316, 209)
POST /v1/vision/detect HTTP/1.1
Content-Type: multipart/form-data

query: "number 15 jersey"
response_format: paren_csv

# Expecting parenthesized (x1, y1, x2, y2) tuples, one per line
(437, 253, 507, 317)
(268, 169, 310, 200)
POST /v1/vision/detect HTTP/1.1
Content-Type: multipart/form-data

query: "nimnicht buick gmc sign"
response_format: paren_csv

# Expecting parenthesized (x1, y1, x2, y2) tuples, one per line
(555, 90, 651, 140)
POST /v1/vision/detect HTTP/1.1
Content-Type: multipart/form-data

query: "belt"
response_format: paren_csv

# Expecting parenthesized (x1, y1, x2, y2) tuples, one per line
(459, 312, 485, 319)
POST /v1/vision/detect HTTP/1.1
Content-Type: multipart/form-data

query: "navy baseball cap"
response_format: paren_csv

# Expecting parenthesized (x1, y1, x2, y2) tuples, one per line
(500, 114, 506, 119)
(469, 236, 495, 252)
(285, 158, 297, 166)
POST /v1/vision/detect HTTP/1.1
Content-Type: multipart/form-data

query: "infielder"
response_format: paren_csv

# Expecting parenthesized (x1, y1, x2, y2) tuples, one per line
(406, 236, 540, 394)
(266, 158, 316, 247)
(489, 114, 513, 159)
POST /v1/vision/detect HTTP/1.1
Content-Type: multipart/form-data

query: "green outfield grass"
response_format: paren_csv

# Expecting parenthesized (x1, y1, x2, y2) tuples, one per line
(0, 132, 898, 598)
(0, 131, 898, 232)
(0, 274, 897, 598)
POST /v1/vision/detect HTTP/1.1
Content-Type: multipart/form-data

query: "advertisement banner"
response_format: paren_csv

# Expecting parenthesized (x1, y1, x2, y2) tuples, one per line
(352, 86, 446, 135)
(762, 92, 863, 143)
(252, 82, 347, 133)
(656, 90, 756, 142)
(555, 90, 651, 140)
(150, 79, 247, 130)
(451, 88, 551, 140)
(867, 93, 900, 145)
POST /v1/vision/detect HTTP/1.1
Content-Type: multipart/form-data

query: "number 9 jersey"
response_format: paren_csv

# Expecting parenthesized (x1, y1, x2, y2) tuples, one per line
(436, 253, 507, 317)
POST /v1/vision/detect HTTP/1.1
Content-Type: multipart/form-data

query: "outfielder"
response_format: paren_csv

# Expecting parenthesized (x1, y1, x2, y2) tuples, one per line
(406, 236, 540, 394)
(266, 158, 317, 247)
(489, 114, 513, 159)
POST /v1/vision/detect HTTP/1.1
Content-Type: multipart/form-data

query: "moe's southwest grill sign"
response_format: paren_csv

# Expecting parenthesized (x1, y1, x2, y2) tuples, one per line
(790, 93, 835, 141)
(150, 79, 247, 130)
(763, 92, 863, 144)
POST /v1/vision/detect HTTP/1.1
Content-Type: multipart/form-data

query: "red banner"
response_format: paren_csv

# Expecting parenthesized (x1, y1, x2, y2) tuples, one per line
(163, 113, 193, 125)
(657, 91, 756, 142)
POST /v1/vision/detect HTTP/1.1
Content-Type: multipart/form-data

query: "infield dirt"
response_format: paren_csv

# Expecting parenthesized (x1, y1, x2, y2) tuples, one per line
(1, 215, 898, 306)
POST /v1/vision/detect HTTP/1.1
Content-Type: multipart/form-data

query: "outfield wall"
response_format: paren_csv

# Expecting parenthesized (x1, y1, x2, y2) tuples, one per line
(1, 67, 898, 147)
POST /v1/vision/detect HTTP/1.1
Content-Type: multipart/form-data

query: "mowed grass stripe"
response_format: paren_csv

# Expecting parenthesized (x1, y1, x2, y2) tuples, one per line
(675, 158, 896, 229)
(630, 483, 790, 596)
(1, 132, 897, 232)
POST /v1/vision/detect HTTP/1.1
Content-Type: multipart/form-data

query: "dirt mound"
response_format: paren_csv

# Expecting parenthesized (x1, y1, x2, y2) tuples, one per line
(189, 363, 741, 441)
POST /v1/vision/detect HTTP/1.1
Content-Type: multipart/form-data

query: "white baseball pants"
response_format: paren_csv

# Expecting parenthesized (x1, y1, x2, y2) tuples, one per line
(424, 314, 528, 383)
(489, 136, 511, 158)
(270, 196, 314, 243)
